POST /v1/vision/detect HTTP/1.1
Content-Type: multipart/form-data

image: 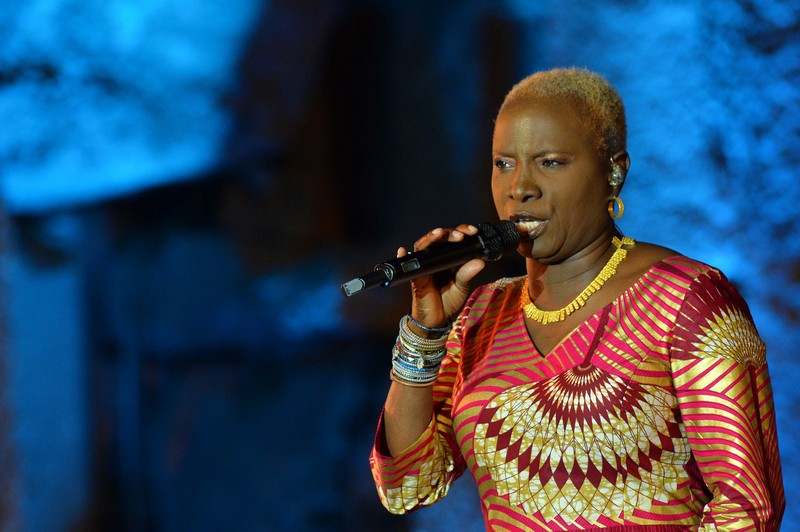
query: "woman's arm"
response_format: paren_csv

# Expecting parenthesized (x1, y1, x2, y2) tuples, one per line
(369, 327, 467, 514)
(671, 270, 784, 530)
(370, 224, 486, 513)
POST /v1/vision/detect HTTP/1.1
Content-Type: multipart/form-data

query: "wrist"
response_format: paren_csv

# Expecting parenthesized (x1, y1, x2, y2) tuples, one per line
(408, 312, 451, 339)
(389, 315, 451, 387)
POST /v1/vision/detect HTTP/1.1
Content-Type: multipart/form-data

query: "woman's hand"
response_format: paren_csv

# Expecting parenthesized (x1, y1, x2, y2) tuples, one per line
(400, 224, 487, 331)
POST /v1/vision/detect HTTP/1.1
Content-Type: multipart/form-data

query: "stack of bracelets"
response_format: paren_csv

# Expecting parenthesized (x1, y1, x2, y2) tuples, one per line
(390, 314, 451, 387)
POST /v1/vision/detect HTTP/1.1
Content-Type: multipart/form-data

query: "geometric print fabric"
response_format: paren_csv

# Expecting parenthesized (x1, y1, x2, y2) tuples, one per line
(370, 256, 784, 530)
(473, 369, 688, 524)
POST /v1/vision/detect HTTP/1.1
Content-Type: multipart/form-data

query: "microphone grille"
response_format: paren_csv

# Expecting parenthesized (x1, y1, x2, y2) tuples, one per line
(478, 220, 521, 261)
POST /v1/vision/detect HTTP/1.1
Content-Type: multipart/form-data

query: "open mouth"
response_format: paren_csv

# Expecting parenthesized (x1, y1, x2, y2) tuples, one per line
(511, 216, 547, 241)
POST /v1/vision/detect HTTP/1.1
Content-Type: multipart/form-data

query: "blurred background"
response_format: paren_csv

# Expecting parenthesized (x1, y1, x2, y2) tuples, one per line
(0, 0, 797, 531)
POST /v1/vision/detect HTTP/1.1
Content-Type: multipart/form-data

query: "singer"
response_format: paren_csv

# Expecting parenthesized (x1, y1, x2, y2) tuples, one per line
(367, 68, 784, 529)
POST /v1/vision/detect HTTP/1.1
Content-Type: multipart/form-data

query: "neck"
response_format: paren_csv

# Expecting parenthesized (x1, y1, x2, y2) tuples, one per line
(525, 232, 619, 302)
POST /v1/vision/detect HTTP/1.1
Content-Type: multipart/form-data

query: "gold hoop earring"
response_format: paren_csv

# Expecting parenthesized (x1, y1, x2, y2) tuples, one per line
(608, 196, 624, 219)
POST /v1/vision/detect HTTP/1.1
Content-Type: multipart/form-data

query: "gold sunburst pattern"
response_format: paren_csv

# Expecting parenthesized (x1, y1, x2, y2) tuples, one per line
(473, 365, 690, 523)
(694, 305, 766, 368)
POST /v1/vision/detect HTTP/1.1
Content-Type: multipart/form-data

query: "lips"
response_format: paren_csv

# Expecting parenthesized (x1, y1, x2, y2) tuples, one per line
(510, 213, 547, 241)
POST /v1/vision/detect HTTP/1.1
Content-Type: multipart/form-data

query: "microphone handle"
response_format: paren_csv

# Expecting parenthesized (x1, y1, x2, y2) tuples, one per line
(340, 238, 485, 297)
(376, 238, 485, 287)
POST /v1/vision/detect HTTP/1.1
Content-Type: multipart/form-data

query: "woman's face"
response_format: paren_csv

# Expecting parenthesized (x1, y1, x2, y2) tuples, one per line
(491, 97, 613, 263)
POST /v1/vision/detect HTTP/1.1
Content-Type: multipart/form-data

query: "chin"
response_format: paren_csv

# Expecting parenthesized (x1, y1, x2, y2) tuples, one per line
(516, 241, 535, 258)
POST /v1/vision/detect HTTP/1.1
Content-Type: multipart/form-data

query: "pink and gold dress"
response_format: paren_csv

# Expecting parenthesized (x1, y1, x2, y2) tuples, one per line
(370, 256, 784, 530)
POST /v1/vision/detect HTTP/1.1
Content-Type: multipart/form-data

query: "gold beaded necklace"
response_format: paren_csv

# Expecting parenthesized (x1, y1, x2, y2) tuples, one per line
(520, 236, 635, 325)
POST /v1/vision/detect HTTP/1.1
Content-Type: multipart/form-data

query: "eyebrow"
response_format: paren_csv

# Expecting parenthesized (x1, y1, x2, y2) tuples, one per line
(492, 148, 573, 157)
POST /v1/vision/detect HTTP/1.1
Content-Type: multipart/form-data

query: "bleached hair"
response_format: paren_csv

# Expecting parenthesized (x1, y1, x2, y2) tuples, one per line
(499, 67, 627, 156)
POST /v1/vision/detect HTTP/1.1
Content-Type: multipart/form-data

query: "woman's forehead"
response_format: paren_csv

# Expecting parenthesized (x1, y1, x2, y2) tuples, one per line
(494, 99, 593, 147)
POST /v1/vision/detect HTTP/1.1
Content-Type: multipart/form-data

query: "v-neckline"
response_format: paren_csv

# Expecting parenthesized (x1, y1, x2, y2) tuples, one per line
(516, 257, 672, 358)
(519, 303, 604, 358)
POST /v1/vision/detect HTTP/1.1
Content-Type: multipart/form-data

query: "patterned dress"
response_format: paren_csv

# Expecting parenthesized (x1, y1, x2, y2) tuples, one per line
(370, 256, 784, 530)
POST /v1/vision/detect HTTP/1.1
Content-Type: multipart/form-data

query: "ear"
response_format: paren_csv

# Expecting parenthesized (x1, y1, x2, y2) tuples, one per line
(612, 150, 630, 174)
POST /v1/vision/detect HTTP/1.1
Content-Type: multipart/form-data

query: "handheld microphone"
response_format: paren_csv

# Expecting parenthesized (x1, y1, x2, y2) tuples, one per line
(341, 221, 521, 297)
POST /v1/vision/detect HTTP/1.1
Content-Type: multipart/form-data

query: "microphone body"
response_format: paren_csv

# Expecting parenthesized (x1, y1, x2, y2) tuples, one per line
(341, 221, 520, 297)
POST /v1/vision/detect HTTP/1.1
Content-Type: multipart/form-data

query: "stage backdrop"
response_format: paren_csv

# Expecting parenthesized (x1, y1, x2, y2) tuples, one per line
(0, 0, 797, 530)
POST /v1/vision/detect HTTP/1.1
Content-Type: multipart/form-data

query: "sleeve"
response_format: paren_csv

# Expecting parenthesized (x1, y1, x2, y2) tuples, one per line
(368, 314, 469, 514)
(670, 269, 785, 530)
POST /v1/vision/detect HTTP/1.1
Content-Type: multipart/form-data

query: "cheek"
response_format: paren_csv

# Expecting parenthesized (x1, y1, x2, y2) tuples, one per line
(491, 180, 505, 214)
(549, 179, 603, 221)
(572, 175, 608, 203)
(577, 182, 613, 220)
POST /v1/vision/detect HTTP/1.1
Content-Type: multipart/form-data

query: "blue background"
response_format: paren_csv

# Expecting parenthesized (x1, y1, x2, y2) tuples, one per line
(0, 1, 797, 530)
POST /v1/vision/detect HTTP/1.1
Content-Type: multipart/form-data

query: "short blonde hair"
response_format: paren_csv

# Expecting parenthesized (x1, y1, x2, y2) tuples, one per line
(499, 67, 627, 156)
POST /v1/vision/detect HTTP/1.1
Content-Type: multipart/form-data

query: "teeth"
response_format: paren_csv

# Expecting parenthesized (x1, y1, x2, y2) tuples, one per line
(516, 220, 546, 240)
(518, 220, 543, 231)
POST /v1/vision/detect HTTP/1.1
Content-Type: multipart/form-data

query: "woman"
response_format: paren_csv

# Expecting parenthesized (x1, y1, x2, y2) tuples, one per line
(368, 68, 784, 530)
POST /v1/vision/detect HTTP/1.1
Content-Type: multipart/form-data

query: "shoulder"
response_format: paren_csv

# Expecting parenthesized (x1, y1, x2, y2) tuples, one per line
(456, 276, 525, 325)
(666, 260, 765, 366)
(624, 241, 679, 274)
(622, 241, 715, 285)
(625, 243, 765, 364)
(630, 243, 758, 328)
(464, 276, 525, 310)
(621, 240, 750, 308)
(470, 275, 525, 297)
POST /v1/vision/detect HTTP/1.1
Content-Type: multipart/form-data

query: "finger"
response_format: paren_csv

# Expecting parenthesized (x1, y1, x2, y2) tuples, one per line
(396, 246, 408, 258)
(454, 258, 486, 288)
(454, 223, 478, 235)
(448, 229, 464, 241)
(413, 227, 446, 251)
(448, 223, 480, 242)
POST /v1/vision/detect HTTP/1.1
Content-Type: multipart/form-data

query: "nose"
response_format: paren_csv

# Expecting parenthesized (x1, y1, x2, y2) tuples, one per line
(509, 166, 541, 202)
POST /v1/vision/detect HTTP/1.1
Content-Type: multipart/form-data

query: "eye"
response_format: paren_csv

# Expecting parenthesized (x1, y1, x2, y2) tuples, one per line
(493, 157, 514, 170)
(540, 158, 563, 168)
